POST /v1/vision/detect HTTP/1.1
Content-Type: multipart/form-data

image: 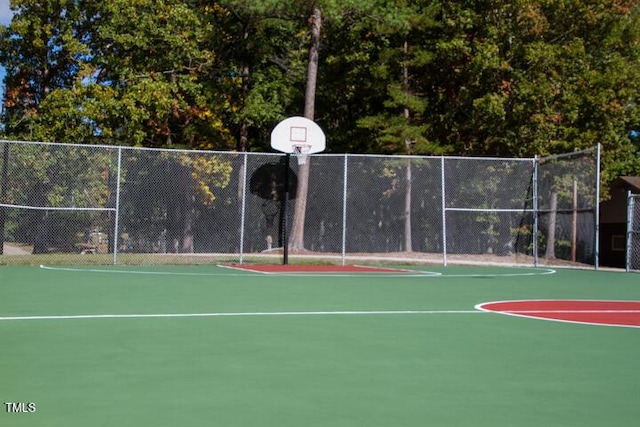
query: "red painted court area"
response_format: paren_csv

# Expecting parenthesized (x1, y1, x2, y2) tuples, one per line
(477, 300, 640, 328)
(224, 264, 414, 274)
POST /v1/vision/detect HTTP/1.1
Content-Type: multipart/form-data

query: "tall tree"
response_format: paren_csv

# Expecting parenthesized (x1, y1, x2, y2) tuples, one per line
(2, 0, 640, 195)
(421, 1, 640, 162)
(0, 0, 88, 137)
(354, 2, 443, 251)
(213, 1, 305, 152)
(288, 5, 322, 251)
(0, 1, 239, 252)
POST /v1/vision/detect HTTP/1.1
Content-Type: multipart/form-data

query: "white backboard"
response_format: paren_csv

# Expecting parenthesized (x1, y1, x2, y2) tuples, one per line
(270, 116, 326, 154)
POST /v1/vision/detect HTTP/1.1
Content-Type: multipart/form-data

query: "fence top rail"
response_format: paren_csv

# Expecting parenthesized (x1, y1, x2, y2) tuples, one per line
(0, 139, 597, 164)
(0, 203, 115, 211)
(0, 139, 274, 157)
(538, 146, 598, 163)
(348, 153, 536, 162)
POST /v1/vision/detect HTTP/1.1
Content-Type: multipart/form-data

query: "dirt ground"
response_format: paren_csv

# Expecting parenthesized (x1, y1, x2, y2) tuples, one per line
(2, 243, 30, 255)
(268, 248, 594, 269)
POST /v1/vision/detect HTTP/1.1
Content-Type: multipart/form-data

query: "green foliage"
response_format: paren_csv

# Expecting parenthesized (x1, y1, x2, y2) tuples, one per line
(4, 143, 114, 208)
(1, 0, 640, 186)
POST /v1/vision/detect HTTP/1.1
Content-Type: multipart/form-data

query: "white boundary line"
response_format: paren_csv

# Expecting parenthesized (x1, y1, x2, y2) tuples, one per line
(38, 264, 251, 277)
(2, 307, 638, 323)
(218, 263, 442, 276)
(39, 264, 439, 278)
(475, 299, 640, 329)
(441, 268, 556, 278)
(0, 309, 481, 322)
(38, 264, 556, 278)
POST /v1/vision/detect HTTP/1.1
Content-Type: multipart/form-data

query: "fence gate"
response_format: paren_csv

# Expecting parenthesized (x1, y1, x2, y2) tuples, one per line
(627, 192, 640, 272)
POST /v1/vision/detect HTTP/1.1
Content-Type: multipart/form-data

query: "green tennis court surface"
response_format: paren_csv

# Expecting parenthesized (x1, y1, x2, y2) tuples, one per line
(1, 265, 639, 426)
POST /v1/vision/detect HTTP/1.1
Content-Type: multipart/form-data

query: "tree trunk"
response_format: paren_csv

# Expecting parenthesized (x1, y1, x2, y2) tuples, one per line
(237, 64, 250, 251)
(403, 40, 412, 252)
(29, 182, 51, 254)
(166, 197, 182, 253)
(166, 162, 194, 253)
(545, 192, 557, 259)
(182, 205, 194, 253)
(404, 157, 413, 252)
(181, 168, 194, 254)
(33, 211, 50, 254)
(237, 64, 250, 153)
(496, 211, 512, 255)
(289, 6, 321, 251)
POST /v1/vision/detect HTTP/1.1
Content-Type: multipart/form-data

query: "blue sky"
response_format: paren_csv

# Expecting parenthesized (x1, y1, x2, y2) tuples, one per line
(0, 0, 11, 24)
(0, 0, 14, 101)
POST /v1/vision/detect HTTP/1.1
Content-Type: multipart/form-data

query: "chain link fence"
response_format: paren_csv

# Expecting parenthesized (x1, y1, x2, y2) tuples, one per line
(442, 157, 535, 265)
(0, 140, 600, 267)
(536, 150, 600, 267)
(627, 193, 640, 272)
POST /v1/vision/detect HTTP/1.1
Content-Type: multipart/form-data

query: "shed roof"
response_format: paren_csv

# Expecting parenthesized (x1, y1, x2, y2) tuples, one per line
(616, 176, 640, 193)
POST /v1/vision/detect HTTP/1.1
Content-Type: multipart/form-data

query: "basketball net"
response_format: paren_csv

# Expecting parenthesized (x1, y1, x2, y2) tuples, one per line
(293, 144, 311, 165)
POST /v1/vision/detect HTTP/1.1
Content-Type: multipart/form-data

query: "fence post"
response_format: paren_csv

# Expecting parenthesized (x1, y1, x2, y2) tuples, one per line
(594, 143, 601, 270)
(441, 156, 447, 266)
(239, 152, 248, 264)
(113, 147, 123, 265)
(341, 154, 348, 266)
(532, 156, 539, 267)
(626, 191, 634, 272)
(0, 142, 9, 255)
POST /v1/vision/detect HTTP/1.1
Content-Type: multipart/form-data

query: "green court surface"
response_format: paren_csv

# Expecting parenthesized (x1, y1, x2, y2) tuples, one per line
(1, 264, 639, 426)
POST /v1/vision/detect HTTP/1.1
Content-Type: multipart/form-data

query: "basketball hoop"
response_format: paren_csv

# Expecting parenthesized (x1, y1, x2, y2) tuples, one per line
(270, 117, 326, 163)
(269, 117, 325, 266)
(293, 144, 311, 165)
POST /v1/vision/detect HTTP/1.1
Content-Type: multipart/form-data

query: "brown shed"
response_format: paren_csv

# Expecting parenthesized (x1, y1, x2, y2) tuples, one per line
(599, 176, 640, 267)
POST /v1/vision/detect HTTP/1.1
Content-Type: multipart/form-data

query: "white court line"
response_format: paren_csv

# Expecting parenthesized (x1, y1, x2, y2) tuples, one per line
(443, 268, 556, 278)
(38, 264, 249, 277)
(39, 264, 437, 277)
(476, 308, 640, 329)
(0, 309, 481, 321)
(38, 264, 555, 278)
(1, 308, 636, 322)
(38, 264, 442, 278)
(218, 263, 439, 276)
(500, 310, 640, 314)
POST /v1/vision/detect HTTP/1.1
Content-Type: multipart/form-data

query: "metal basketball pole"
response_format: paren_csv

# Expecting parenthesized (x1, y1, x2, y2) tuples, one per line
(282, 153, 290, 265)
